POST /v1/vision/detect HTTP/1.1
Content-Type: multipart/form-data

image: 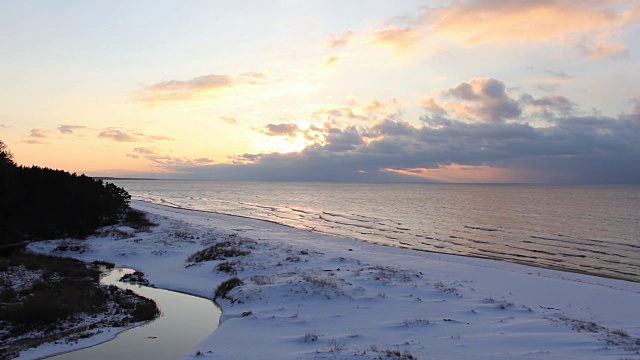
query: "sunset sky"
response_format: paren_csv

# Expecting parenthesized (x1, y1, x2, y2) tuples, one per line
(1, 0, 639, 183)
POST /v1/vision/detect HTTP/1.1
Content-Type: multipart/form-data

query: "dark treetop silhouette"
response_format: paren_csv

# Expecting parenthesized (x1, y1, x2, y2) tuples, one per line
(0, 139, 131, 248)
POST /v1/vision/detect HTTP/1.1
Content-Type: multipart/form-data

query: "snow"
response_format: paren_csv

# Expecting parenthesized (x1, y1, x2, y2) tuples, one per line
(16, 326, 134, 360)
(26, 200, 640, 360)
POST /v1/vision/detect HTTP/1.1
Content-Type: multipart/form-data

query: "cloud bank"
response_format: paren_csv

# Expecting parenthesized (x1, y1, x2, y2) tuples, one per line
(161, 114, 640, 183)
(141, 77, 640, 183)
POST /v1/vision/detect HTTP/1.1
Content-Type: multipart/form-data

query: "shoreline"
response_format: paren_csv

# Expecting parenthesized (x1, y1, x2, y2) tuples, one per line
(25, 200, 640, 359)
(138, 199, 640, 284)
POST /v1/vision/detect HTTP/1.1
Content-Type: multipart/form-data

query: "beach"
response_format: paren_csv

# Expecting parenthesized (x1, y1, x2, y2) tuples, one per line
(24, 200, 640, 359)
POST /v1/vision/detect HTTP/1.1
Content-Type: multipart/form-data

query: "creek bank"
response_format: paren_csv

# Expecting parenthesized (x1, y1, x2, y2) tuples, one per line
(47, 268, 221, 360)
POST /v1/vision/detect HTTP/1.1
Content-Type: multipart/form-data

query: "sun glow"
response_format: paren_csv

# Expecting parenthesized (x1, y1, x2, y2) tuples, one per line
(250, 132, 309, 154)
(385, 164, 538, 183)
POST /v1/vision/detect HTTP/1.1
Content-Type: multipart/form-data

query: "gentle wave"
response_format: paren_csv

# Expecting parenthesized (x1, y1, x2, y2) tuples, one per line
(114, 181, 640, 282)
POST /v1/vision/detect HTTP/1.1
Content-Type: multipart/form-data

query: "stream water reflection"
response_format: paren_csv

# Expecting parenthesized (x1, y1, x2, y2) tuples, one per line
(48, 268, 220, 360)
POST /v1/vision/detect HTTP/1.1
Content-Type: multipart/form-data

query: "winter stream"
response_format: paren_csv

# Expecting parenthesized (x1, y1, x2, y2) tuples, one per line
(46, 268, 221, 360)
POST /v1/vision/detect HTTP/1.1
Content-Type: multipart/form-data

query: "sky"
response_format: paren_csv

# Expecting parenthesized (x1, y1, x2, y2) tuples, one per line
(1, 0, 639, 183)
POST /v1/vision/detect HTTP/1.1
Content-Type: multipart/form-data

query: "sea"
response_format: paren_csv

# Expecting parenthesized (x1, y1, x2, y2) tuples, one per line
(111, 180, 640, 283)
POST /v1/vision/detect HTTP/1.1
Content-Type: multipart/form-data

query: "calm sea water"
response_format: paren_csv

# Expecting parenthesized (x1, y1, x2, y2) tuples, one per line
(112, 181, 640, 282)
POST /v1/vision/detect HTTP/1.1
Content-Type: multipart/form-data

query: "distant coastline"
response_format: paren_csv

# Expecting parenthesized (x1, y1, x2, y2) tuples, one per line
(93, 177, 160, 181)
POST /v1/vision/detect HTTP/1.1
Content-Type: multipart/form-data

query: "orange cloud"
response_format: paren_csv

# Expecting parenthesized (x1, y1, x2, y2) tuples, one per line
(261, 123, 301, 137)
(98, 128, 174, 143)
(324, 55, 340, 68)
(325, 30, 355, 48)
(313, 97, 399, 123)
(425, 2, 622, 43)
(356, 1, 639, 58)
(133, 72, 271, 105)
(418, 97, 443, 111)
(368, 26, 421, 53)
(579, 29, 627, 58)
(363, 100, 386, 113)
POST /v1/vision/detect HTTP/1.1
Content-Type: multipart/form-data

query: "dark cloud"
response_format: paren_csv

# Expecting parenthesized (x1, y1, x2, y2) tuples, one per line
(23, 128, 51, 144)
(426, 78, 580, 123)
(371, 119, 415, 137)
(98, 129, 174, 143)
(194, 157, 214, 164)
(132, 147, 158, 155)
(262, 123, 301, 137)
(446, 78, 522, 122)
(520, 94, 576, 117)
(28, 128, 49, 138)
(58, 125, 87, 134)
(220, 116, 238, 125)
(127, 146, 215, 168)
(98, 129, 139, 142)
(323, 126, 363, 152)
(154, 111, 640, 183)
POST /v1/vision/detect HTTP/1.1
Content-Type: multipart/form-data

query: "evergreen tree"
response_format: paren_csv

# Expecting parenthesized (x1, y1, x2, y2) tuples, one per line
(0, 140, 130, 246)
(0, 139, 14, 167)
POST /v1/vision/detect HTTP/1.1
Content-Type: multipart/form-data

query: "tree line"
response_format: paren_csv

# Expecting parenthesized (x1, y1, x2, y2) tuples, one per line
(0, 140, 131, 246)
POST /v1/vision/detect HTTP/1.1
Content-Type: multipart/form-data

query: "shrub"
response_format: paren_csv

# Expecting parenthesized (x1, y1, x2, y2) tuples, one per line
(0, 255, 107, 328)
(369, 345, 418, 360)
(304, 333, 319, 342)
(0, 286, 16, 302)
(2, 292, 74, 326)
(187, 241, 250, 264)
(214, 277, 243, 300)
(107, 287, 159, 322)
(216, 261, 237, 274)
(120, 271, 151, 286)
(123, 209, 156, 231)
(92, 260, 116, 269)
(612, 329, 630, 338)
(328, 339, 346, 352)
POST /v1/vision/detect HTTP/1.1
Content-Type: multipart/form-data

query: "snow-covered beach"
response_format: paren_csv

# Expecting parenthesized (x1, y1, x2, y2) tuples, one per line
(25, 200, 640, 359)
